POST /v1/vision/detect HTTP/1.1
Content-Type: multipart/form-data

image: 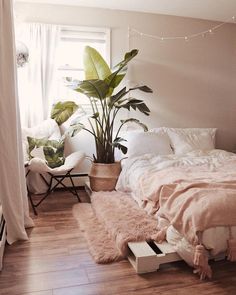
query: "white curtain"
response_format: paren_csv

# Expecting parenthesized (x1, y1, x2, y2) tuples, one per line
(0, 0, 34, 244)
(17, 23, 61, 127)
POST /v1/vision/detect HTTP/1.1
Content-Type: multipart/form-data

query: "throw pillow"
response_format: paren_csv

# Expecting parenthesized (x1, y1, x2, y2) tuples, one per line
(27, 137, 65, 168)
(123, 131, 173, 158)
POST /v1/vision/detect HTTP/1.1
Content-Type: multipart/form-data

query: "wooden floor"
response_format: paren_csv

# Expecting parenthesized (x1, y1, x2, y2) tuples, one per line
(0, 190, 236, 295)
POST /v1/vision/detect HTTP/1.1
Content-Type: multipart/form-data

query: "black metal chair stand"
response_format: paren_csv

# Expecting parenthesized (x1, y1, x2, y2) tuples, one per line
(27, 170, 88, 215)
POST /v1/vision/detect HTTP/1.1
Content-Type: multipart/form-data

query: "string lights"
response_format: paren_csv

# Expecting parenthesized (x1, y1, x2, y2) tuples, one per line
(128, 16, 236, 42)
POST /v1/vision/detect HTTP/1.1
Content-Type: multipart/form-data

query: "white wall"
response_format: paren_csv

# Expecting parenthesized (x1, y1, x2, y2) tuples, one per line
(15, 3, 236, 175)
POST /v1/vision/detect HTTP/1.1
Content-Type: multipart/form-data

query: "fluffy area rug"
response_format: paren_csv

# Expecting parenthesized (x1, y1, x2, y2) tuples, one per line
(73, 191, 158, 263)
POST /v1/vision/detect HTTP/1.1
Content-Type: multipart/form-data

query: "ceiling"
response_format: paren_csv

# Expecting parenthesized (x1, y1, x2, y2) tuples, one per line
(15, 0, 236, 22)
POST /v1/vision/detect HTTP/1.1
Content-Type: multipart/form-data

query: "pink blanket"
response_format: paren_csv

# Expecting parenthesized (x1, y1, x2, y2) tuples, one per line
(139, 159, 236, 278)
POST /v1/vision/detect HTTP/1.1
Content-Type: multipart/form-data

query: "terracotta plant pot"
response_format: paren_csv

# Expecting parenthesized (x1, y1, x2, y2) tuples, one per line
(89, 162, 121, 192)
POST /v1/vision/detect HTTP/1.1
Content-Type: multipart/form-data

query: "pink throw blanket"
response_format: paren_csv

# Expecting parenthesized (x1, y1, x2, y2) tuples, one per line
(139, 159, 236, 278)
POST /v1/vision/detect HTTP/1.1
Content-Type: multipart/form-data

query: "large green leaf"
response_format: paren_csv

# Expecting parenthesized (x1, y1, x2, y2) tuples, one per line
(74, 79, 109, 99)
(83, 46, 111, 80)
(104, 49, 139, 95)
(116, 98, 151, 116)
(114, 49, 138, 70)
(105, 72, 125, 95)
(109, 85, 152, 108)
(108, 87, 127, 108)
(51, 101, 79, 125)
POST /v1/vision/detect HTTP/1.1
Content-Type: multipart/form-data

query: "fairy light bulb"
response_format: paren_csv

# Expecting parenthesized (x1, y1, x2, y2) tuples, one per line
(131, 16, 235, 42)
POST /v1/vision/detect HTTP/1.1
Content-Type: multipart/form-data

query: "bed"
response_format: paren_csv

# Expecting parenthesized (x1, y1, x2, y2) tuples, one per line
(116, 127, 236, 279)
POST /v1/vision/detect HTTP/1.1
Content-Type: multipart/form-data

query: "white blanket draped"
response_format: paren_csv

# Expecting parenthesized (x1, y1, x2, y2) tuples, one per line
(0, 0, 34, 244)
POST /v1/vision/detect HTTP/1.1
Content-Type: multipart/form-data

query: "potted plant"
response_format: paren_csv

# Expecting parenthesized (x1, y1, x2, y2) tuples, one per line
(69, 46, 152, 191)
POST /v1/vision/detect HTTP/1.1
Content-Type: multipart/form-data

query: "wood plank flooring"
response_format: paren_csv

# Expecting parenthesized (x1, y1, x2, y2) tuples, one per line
(0, 190, 236, 295)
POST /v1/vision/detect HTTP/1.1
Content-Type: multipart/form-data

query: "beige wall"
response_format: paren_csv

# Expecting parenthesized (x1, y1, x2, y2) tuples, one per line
(15, 3, 236, 154)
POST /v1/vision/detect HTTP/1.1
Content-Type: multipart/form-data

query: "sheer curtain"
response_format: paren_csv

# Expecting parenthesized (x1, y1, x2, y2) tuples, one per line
(17, 23, 61, 127)
(0, 0, 34, 244)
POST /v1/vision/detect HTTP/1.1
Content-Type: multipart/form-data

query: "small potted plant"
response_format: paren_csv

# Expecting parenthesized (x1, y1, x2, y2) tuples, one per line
(69, 46, 152, 191)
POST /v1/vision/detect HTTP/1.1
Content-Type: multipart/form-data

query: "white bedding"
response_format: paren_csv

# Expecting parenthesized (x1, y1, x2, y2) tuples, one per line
(116, 149, 236, 262)
(117, 149, 235, 206)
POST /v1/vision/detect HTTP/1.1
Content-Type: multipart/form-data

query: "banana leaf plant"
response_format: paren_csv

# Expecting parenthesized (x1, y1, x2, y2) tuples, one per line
(51, 101, 79, 126)
(69, 46, 153, 163)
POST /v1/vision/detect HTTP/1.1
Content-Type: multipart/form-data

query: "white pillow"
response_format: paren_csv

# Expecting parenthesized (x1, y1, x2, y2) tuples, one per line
(166, 128, 217, 155)
(122, 131, 173, 158)
(22, 119, 61, 141)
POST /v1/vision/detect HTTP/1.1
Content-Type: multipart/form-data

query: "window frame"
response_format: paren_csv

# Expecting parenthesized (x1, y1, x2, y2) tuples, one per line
(55, 25, 111, 111)
(57, 25, 111, 73)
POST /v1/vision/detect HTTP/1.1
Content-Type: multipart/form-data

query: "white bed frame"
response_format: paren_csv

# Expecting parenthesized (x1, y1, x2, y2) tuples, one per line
(128, 240, 182, 273)
(127, 240, 226, 274)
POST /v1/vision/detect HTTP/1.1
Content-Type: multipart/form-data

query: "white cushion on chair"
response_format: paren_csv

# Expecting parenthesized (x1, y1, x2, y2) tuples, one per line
(22, 119, 61, 140)
(28, 151, 85, 174)
(63, 151, 86, 171)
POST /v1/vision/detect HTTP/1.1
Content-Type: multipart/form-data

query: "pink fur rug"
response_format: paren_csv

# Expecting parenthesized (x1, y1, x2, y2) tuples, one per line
(73, 191, 158, 263)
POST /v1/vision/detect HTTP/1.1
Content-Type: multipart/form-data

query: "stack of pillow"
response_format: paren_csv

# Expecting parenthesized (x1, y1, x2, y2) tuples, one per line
(118, 127, 217, 159)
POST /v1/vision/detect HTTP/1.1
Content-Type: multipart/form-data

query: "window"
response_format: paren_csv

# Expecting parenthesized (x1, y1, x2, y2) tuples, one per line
(55, 26, 110, 113)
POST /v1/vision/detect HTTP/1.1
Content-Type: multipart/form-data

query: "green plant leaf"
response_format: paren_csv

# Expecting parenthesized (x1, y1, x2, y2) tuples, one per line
(130, 85, 153, 93)
(104, 49, 138, 95)
(112, 139, 128, 154)
(105, 72, 126, 96)
(73, 79, 109, 99)
(66, 122, 84, 137)
(108, 87, 127, 108)
(83, 46, 111, 80)
(116, 98, 150, 116)
(91, 112, 99, 119)
(51, 101, 79, 126)
(114, 49, 138, 70)
(110, 74, 125, 88)
(120, 118, 148, 131)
